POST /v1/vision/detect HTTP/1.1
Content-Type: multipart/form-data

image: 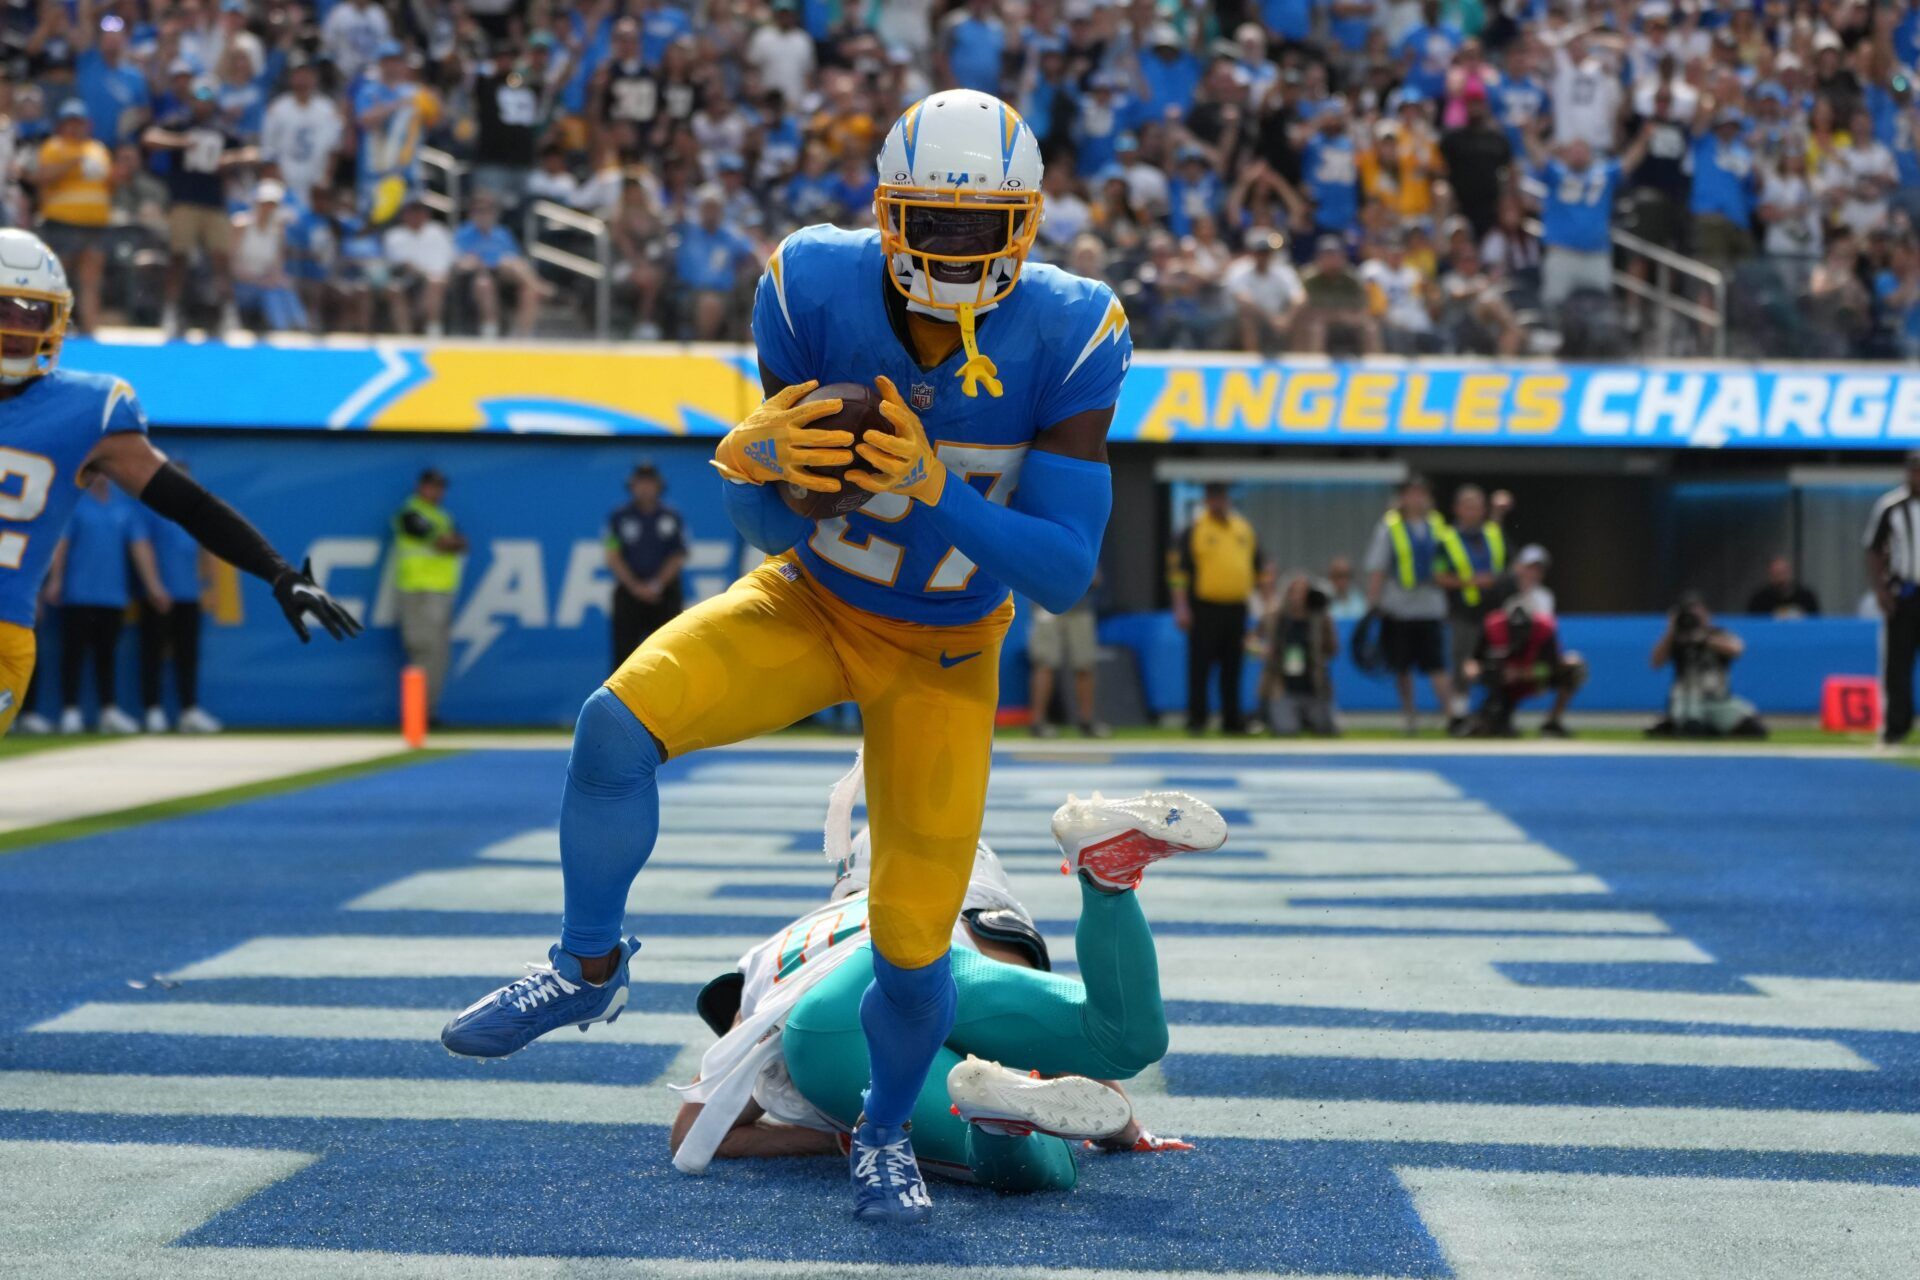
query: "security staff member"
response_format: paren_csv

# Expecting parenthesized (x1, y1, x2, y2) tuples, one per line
(1434, 484, 1511, 728)
(606, 461, 687, 672)
(1171, 482, 1263, 734)
(1865, 450, 1920, 745)
(392, 468, 467, 718)
(1364, 475, 1455, 735)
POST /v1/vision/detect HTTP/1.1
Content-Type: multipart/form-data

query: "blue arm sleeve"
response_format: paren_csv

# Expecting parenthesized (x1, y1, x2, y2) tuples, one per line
(720, 475, 812, 555)
(919, 450, 1112, 614)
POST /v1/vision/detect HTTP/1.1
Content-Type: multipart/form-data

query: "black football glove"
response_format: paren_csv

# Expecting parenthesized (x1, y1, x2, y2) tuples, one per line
(272, 558, 363, 643)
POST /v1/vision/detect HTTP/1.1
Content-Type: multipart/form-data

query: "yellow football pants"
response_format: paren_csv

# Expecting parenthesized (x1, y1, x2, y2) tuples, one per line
(605, 555, 1011, 968)
(0, 621, 35, 737)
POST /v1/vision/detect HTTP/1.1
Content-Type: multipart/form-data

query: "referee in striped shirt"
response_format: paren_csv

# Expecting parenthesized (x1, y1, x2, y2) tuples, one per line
(1865, 451, 1920, 744)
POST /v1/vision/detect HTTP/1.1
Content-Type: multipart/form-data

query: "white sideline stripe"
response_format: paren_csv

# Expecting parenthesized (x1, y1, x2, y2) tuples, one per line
(1168, 1024, 1874, 1071)
(167, 935, 755, 986)
(0, 735, 403, 834)
(31, 1002, 1862, 1074)
(8, 1072, 1920, 1156)
(652, 780, 1488, 811)
(31, 1002, 710, 1049)
(1400, 1167, 1920, 1280)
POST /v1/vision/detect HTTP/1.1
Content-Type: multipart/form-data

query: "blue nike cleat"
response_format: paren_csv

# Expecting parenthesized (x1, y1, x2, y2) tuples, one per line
(440, 937, 640, 1059)
(849, 1118, 933, 1224)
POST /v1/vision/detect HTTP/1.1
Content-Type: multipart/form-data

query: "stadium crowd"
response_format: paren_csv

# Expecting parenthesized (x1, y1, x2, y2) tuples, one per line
(5, 0, 1920, 354)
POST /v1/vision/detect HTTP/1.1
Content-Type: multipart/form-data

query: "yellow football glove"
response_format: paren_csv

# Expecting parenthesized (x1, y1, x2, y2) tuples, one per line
(845, 376, 948, 505)
(712, 380, 855, 493)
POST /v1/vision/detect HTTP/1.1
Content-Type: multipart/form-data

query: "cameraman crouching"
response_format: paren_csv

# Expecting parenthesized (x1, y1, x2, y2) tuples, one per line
(1646, 594, 1767, 738)
(1462, 595, 1587, 738)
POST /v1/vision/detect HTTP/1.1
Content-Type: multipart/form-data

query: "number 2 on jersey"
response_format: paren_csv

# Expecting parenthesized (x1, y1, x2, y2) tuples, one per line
(807, 443, 1027, 591)
(0, 446, 55, 570)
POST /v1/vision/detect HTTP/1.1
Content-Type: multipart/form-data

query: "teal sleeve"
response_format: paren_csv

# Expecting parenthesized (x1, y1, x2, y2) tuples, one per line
(919, 450, 1111, 614)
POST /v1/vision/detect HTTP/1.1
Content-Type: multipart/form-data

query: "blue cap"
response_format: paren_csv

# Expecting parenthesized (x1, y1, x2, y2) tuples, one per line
(191, 81, 217, 102)
(376, 38, 406, 59)
(1115, 130, 1139, 150)
(56, 98, 89, 121)
(1093, 162, 1128, 184)
(1755, 82, 1788, 104)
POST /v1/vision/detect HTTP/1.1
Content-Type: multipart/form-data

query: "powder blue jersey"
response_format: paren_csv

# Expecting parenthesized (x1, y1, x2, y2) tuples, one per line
(753, 225, 1131, 626)
(0, 370, 148, 627)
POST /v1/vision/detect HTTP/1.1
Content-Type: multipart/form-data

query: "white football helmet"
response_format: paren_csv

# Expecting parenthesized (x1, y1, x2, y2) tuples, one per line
(0, 229, 72, 384)
(874, 89, 1044, 324)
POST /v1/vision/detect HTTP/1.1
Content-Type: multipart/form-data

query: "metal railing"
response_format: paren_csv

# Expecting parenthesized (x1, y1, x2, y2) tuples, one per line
(418, 147, 463, 223)
(1610, 225, 1727, 358)
(1524, 218, 1728, 357)
(523, 200, 613, 339)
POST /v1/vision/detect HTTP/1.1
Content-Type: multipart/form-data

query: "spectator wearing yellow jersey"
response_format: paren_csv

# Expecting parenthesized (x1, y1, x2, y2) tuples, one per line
(34, 101, 113, 332)
(1171, 482, 1264, 735)
(1358, 119, 1441, 221)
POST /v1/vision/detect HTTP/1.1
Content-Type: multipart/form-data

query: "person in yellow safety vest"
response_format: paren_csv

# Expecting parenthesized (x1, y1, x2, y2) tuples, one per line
(1433, 484, 1514, 728)
(1362, 474, 1454, 735)
(392, 468, 467, 719)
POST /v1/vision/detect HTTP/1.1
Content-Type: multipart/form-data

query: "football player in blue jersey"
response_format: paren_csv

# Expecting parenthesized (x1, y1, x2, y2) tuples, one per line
(442, 88, 1130, 1223)
(0, 228, 360, 735)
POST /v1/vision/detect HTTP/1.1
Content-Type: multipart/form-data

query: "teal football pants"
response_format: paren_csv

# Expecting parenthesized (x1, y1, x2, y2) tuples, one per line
(782, 877, 1168, 1192)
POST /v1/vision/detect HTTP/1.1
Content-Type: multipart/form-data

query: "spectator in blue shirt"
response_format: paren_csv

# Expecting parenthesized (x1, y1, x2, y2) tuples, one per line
(1262, 0, 1313, 44)
(1529, 124, 1652, 307)
(1396, 0, 1464, 104)
(828, 151, 878, 223)
(782, 143, 842, 223)
(453, 190, 547, 337)
(1134, 23, 1201, 128)
(1071, 73, 1132, 175)
(674, 184, 756, 340)
(1689, 107, 1759, 266)
(46, 477, 168, 735)
(1167, 146, 1224, 238)
(73, 7, 149, 145)
(1302, 98, 1361, 240)
(942, 0, 1007, 97)
(638, 0, 693, 67)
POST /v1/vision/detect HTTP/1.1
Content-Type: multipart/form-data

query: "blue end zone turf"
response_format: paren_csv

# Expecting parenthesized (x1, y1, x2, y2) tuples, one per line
(3, 748, 1919, 1275)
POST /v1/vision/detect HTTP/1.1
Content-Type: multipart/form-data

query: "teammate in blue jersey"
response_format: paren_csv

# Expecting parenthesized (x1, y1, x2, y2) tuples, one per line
(442, 88, 1130, 1225)
(0, 228, 360, 735)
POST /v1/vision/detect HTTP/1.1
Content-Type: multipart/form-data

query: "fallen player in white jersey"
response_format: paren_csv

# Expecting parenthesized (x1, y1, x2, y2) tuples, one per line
(668, 769, 1226, 1192)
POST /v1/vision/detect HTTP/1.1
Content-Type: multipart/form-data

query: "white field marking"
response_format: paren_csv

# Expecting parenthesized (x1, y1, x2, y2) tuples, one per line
(10, 1073, 1920, 1159)
(165, 933, 1712, 1007)
(345, 866, 1647, 935)
(32, 1001, 1859, 1075)
(165, 934, 755, 985)
(0, 735, 404, 834)
(0, 1069, 686, 1127)
(1233, 811, 1530, 841)
(654, 780, 1488, 812)
(1146, 932, 1920, 1033)
(0, 1139, 315, 1265)
(1165, 1024, 1873, 1071)
(1400, 1167, 1920, 1280)
(31, 1002, 710, 1049)
(486, 837, 1579, 879)
(682, 761, 1468, 798)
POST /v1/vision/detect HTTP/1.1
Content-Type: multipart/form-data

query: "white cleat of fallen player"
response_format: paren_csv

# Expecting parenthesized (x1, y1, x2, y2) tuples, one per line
(946, 1055, 1134, 1141)
(1051, 790, 1229, 890)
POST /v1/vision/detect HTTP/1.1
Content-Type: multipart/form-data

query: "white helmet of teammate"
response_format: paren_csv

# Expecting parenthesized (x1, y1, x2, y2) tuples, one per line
(874, 89, 1044, 320)
(0, 229, 72, 384)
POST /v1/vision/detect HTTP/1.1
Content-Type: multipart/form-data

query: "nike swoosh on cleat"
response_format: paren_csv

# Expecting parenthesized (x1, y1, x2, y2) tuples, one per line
(938, 650, 981, 668)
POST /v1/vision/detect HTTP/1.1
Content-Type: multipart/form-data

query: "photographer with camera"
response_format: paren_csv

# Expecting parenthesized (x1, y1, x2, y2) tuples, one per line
(1261, 571, 1339, 737)
(1460, 591, 1585, 740)
(1646, 593, 1766, 739)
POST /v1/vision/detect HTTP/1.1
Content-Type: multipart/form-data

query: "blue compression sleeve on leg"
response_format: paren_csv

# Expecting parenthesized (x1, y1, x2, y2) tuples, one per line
(719, 474, 812, 554)
(558, 686, 661, 957)
(917, 450, 1112, 613)
(859, 950, 958, 1127)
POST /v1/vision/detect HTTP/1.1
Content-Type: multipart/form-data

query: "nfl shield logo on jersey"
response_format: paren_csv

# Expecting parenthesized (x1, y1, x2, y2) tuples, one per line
(910, 381, 935, 411)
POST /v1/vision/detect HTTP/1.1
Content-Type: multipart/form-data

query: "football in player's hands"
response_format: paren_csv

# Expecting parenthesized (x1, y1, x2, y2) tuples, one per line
(779, 382, 895, 521)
